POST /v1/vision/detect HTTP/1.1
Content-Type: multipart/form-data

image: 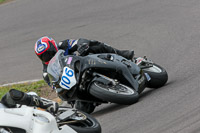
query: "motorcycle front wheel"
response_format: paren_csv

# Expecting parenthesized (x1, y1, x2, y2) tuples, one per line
(89, 82, 139, 105)
(0, 127, 26, 133)
(142, 63, 168, 88)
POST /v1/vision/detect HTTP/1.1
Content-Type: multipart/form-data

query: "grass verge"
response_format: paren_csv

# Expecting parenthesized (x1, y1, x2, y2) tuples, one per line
(0, 0, 5, 4)
(0, 0, 13, 5)
(0, 80, 49, 99)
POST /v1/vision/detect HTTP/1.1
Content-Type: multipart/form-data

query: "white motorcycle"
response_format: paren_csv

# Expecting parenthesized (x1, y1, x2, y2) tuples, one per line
(0, 103, 101, 133)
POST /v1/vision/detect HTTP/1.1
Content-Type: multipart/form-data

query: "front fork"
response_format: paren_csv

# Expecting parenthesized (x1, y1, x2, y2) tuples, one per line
(135, 56, 153, 69)
(134, 57, 152, 84)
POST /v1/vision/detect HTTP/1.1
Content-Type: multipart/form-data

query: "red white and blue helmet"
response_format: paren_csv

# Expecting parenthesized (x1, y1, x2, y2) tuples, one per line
(34, 36, 58, 64)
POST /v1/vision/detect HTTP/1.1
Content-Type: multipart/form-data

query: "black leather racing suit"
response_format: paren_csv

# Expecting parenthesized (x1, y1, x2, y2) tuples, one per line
(42, 38, 134, 86)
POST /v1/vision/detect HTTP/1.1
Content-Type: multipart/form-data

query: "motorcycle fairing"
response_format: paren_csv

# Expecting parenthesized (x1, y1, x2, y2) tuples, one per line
(48, 51, 145, 93)
(0, 104, 78, 133)
(79, 54, 143, 91)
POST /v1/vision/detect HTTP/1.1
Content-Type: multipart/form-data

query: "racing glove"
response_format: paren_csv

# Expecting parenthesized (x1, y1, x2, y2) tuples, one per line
(31, 96, 59, 114)
(77, 43, 90, 56)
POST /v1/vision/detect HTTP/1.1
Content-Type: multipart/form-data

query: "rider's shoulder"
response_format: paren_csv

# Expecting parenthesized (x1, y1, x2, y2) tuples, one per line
(58, 39, 68, 48)
(77, 38, 91, 45)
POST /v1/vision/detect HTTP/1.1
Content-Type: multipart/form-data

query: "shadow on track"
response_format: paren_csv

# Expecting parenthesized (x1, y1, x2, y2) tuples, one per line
(139, 81, 173, 99)
(92, 104, 129, 117)
(92, 81, 173, 117)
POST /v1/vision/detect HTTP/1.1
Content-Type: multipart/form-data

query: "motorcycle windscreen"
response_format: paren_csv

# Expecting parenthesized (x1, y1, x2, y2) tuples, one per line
(47, 50, 64, 82)
(47, 50, 77, 90)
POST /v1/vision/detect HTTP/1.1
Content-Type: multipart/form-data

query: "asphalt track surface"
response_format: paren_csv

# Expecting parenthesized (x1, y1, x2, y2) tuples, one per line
(0, 0, 200, 133)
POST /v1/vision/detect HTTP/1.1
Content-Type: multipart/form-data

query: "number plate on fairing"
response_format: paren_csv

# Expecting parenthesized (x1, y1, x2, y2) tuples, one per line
(59, 66, 77, 90)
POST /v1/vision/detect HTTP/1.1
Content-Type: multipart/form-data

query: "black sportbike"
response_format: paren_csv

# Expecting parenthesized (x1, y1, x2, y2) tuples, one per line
(47, 50, 168, 113)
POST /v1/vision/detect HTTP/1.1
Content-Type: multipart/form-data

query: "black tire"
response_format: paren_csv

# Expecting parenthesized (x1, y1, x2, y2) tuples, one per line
(142, 63, 168, 88)
(75, 101, 96, 114)
(67, 111, 101, 133)
(0, 127, 26, 133)
(89, 82, 139, 105)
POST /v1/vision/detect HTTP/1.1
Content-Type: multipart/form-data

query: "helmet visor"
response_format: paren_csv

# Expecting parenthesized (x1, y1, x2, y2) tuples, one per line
(40, 49, 57, 64)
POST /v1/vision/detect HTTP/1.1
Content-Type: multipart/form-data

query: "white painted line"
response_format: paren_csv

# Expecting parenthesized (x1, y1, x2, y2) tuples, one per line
(0, 79, 42, 87)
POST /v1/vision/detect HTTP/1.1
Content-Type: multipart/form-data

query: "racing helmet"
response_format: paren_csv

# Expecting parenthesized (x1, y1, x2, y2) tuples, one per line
(34, 36, 58, 64)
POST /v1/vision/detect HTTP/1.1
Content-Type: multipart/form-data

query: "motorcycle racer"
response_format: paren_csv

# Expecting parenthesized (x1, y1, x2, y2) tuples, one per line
(34, 36, 134, 113)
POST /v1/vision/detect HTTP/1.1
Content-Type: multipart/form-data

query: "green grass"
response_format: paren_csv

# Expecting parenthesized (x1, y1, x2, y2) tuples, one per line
(0, 0, 5, 3)
(0, 80, 47, 99)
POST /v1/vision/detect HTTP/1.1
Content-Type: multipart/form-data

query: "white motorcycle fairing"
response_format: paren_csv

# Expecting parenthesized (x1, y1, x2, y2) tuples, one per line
(0, 104, 77, 133)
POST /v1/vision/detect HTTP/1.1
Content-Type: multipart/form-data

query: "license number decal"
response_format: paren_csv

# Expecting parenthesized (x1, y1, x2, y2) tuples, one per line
(59, 67, 77, 90)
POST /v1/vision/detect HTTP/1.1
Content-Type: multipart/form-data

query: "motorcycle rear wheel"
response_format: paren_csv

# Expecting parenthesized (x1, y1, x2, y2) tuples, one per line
(89, 82, 139, 105)
(142, 63, 168, 88)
